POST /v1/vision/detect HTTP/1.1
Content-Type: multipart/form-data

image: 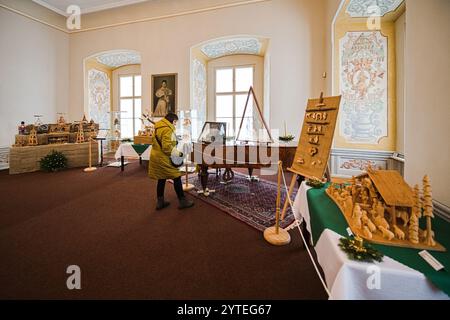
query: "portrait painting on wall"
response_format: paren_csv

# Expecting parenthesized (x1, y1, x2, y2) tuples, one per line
(151, 73, 177, 117)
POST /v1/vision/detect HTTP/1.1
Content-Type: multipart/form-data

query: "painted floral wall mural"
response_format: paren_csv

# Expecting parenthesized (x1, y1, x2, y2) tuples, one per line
(88, 69, 111, 132)
(339, 31, 388, 144)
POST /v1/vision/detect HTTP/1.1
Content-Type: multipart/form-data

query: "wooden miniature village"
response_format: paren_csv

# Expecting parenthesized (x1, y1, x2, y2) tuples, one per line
(326, 167, 445, 252)
(14, 115, 99, 147)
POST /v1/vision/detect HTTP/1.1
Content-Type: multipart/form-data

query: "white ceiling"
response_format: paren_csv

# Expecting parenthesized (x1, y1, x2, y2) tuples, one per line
(32, 0, 149, 16)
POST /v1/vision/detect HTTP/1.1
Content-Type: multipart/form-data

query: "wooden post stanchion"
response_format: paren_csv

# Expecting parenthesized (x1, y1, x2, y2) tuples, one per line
(263, 161, 291, 246)
(183, 162, 195, 191)
(84, 138, 97, 173)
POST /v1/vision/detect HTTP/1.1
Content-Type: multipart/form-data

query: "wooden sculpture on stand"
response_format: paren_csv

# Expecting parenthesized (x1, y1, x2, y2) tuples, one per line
(28, 126, 38, 146)
(75, 121, 85, 143)
(264, 161, 291, 246)
(83, 137, 97, 173)
(326, 168, 445, 252)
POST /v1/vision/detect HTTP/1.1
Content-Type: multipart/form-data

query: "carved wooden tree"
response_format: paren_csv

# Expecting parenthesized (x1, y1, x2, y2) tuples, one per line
(409, 184, 421, 244)
(422, 175, 435, 246)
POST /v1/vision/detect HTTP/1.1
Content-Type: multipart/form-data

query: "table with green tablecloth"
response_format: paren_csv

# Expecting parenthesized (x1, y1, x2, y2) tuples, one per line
(113, 143, 151, 171)
(292, 182, 450, 300)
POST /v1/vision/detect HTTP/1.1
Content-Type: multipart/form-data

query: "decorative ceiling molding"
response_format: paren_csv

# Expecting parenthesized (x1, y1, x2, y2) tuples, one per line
(96, 51, 141, 68)
(32, 0, 150, 16)
(346, 0, 404, 18)
(201, 38, 262, 59)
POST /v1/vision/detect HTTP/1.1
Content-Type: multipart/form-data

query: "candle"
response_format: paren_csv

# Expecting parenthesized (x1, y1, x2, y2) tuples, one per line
(284, 121, 287, 137)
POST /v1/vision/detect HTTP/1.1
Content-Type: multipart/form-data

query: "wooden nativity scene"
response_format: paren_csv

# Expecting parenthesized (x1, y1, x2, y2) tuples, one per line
(326, 167, 445, 252)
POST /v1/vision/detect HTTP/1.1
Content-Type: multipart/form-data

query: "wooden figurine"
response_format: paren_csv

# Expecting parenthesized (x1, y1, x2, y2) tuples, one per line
(362, 226, 373, 239)
(379, 226, 394, 241)
(352, 204, 362, 229)
(28, 127, 38, 146)
(392, 225, 405, 240)
(422, 175, 436, 247)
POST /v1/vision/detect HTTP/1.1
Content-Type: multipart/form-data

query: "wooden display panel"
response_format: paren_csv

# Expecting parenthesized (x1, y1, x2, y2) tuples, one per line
(288, 94, 341, 179)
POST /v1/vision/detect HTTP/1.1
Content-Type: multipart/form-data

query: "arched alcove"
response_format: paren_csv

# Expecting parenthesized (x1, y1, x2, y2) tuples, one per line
(189, 35, 270, 139)
(83, 49, 142, 147)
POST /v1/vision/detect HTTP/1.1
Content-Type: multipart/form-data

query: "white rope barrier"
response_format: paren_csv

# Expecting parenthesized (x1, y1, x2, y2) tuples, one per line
(280, 170, 332, 299)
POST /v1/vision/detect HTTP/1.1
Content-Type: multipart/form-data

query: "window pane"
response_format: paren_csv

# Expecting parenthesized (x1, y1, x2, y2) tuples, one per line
(235, 94, 254, 119)
(121, 119, 133, 139)
(216, 95, 233, 118)
(216, 68, 233, 93)
(134, 75, 142, 96)
(134, 98, 142, 118)
(216, 118, 234, 137)
(235, 67, 253, 92)
(120, 76, 133, 97)
(135, 119, 141, 136)
(120, 99, 133, 118)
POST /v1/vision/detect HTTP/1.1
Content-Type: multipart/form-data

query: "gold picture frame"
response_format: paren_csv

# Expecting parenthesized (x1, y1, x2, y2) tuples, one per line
(151, 73, 178, 117)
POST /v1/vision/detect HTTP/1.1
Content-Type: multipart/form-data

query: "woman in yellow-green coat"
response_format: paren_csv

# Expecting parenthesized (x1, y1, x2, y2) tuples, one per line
(148, 113, 194, 210)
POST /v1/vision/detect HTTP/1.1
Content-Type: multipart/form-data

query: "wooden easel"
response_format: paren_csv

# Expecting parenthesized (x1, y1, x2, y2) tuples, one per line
(236, 86, 273, 143)
(279, 92, 341, 220)
(280, 165, 331, 220)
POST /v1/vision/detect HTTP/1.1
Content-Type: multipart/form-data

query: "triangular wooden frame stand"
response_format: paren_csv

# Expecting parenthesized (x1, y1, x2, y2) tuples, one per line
(235, 86, 273, 144)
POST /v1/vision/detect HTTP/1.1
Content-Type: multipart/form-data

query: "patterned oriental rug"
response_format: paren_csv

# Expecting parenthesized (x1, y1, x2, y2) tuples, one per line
(181, 172, 297, 231)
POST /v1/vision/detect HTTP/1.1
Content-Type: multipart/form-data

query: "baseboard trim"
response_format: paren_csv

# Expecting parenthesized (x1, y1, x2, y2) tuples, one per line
(434, 200, 450, 222)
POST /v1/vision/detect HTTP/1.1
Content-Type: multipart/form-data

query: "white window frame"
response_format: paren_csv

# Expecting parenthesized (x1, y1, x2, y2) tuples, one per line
(119, 74, 142, 138)
(214, 64, 255, 136)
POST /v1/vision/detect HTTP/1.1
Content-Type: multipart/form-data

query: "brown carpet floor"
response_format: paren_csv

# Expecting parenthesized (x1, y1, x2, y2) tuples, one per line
(0, 162, 326, 299)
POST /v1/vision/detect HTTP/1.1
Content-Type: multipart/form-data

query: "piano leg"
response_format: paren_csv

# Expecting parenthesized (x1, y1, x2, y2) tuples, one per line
(199, 165, 209, 191)
(247, 168, 259, 182)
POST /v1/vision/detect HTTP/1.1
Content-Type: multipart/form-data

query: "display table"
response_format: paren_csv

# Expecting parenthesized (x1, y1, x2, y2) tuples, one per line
(114, 143, 151, 171)
(292, 182, 450, 300)
(9, 142, 98, 174)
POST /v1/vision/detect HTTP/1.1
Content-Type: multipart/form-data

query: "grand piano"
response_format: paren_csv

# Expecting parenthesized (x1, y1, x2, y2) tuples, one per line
(189, 87, 297, 192)
(191, 141, 297, 191)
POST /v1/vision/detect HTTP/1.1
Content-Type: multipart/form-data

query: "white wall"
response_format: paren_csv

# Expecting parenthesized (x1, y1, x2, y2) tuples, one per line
(405, 0, 450, 206)
(69, 0, 328, 140)
(0, 7, 69, 147)
(395, 12, 406, 154)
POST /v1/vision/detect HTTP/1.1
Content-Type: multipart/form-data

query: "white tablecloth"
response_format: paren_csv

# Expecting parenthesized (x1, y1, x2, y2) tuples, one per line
(114, 143, 151, 161)
(292, 182, 449, 300)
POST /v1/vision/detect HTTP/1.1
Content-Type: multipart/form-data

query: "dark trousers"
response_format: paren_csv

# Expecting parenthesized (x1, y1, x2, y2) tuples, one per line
(157, 177, 184, 199)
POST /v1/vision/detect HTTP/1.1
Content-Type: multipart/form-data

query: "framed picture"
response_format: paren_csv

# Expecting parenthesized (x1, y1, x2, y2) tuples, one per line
(151, 73, 177, 117)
